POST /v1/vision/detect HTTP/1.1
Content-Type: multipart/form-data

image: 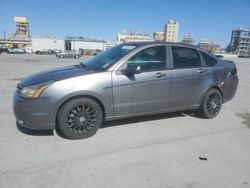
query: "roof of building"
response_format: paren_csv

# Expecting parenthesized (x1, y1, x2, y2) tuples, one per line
(31, 36, 107, 43)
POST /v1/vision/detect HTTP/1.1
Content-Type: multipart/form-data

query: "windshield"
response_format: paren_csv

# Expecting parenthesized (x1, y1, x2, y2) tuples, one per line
(83, 44, 137, 71)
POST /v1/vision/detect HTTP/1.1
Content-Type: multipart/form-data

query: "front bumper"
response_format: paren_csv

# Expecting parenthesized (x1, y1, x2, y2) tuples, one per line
(13, 91, 56, 130)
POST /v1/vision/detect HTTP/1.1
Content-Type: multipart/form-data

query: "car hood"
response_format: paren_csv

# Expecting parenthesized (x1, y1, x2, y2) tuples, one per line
(21, 65, 95, 86)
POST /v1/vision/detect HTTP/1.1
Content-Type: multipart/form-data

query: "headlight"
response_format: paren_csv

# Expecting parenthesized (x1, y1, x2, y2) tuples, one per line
(20, 82, 52, 99)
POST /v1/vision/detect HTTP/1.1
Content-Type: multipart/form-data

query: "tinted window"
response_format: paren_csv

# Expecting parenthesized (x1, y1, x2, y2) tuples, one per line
(126, 46, 166, 72)
(171, 46, 201, 68)
(84, 44, 137, 70)
(200, 51, 217, 66)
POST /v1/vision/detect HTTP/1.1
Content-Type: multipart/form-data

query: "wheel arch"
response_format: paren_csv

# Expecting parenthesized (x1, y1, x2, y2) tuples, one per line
(210, 86, 223, 101)
(200, 85, 223, 105)
(55, 94, 106, 127)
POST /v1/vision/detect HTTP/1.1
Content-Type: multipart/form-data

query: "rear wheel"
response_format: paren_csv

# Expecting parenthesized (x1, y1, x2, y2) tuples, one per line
(198, 88, 222, 119)
(57, 98, 103, 139)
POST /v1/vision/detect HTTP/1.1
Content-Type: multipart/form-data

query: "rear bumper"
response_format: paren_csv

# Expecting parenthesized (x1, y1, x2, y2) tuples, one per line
(221, 75, 239, 103)
(13, 91, 56, 130)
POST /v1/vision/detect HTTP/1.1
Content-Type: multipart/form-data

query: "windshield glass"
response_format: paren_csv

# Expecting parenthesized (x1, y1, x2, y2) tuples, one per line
(83, 44, 137, 70)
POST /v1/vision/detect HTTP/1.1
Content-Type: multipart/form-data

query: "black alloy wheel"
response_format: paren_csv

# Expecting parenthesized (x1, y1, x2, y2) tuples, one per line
(206, 92, 221, 116)
(66, 104, 98, 134)
(198, 88, 222, 119)
(57, 98, 103, 139)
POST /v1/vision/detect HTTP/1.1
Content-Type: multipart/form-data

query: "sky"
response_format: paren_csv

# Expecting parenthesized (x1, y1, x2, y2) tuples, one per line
(0, 0, 249, 47)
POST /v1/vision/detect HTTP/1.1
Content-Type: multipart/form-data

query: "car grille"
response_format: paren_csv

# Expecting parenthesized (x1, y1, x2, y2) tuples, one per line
(16, 83, 24, 96)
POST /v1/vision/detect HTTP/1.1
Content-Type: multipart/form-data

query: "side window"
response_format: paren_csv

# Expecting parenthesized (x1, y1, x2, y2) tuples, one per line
(200, 51, 217, 67)
(171, 46, 201, 68)
(126, 46, 166, 72)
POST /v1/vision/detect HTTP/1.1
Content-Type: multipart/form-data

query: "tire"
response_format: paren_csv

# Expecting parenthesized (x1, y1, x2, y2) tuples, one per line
(59, 55, 63, 58)
(198, 88, 222, 119)
(75, 55, 79, 58)
(57, 98, 103, 139)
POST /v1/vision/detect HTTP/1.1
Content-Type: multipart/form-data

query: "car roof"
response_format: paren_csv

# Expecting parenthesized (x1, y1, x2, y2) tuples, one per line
(123, 41, 214, 56)
(123, 41, 196, 48)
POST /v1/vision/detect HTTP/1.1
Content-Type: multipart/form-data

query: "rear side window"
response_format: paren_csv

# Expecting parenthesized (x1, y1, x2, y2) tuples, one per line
(200, 51, 217, 67)
(171, 46, 201, 68)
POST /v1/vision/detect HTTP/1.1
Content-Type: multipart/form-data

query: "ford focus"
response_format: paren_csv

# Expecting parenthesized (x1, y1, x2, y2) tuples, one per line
(13, 42, 238, 139)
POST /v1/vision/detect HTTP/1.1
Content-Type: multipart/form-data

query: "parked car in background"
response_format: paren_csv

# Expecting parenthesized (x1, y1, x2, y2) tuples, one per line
(13, 42, 238, 139)
(24, 49, 34, 54)
(81, 49, 102, 56)
(214, 54, 224, 58)
(238, 52, 250, 58)
(7, 48, 26, 54)
(56, 50, 81, 58)
(35, 49, 55, 55)
(92, 49, 102, 56)
(0, 46, 8, 54)
(54, 49, 62, 55)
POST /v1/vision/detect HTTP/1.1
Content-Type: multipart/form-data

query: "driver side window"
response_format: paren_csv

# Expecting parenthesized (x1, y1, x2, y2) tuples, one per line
(126, 46, 167, 72)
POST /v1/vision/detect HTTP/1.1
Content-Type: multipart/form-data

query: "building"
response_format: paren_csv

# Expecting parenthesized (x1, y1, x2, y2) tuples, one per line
(181, 33, 195, 45)
(164, 20, 179, 42)
(0, 16, 31, 48)
(32, 37, 64, 51)
(153, 32, 164, 41)
(198, 39, 221, 53)
(198, 38, 209, 49)
(11, 17, 31, 41)
(31, 37, 107, 52)
(117, 31, 153, 44)
(227, 28, 250, 57)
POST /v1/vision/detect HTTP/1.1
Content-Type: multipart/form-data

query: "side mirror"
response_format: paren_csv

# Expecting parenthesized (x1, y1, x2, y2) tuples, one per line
(122, 64, 141, 75)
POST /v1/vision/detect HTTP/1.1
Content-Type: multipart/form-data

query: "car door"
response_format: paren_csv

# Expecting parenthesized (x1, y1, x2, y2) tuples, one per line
(112, 45, 171, 117)
(169, 45, 210, 108)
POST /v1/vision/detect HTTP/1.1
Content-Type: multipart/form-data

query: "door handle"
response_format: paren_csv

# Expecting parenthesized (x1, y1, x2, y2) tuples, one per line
(197, 68, 207, 73)
(154, 72, 166, 78)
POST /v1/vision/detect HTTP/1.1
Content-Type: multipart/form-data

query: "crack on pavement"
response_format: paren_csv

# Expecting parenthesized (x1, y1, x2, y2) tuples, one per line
(0, 160, 65, 177)
(236, 112, 250, 128)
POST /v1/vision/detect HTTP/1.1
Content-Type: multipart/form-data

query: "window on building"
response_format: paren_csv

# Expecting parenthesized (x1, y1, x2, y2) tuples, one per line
(125, 46, 166, 72)
(171, 46, 201, 68)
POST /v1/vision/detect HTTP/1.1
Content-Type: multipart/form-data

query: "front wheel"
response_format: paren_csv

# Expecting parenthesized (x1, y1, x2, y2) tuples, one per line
(198, 88, 222, 119)
(57, 98, 103, 139)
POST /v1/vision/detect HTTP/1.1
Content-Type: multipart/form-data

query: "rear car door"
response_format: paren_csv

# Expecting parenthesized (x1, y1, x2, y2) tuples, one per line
(169, 45, 210, 108)
(112, 45, 171, 117)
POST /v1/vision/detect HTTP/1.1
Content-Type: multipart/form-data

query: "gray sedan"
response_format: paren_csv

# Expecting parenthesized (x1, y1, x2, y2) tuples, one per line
(13, 42, 238, 139)
(56, 50, 80, 58)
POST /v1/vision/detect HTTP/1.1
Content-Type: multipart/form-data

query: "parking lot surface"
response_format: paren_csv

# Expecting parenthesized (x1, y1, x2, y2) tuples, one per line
(0, 54, 250, 188)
